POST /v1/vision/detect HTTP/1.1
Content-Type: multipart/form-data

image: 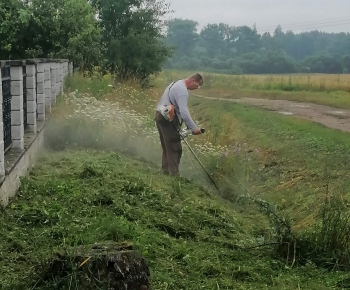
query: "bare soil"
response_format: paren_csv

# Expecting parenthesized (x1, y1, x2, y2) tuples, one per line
(198, 96, 350, 133)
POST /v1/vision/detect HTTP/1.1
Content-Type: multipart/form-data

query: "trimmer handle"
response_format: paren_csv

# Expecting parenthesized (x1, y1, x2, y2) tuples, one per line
(180, 128, 205, 137)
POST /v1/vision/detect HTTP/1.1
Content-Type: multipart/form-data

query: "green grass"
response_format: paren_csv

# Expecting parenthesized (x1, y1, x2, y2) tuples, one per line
(190, 97, 350, 225)
(2, 72, 350, 289)
(0, 149, 349, 290)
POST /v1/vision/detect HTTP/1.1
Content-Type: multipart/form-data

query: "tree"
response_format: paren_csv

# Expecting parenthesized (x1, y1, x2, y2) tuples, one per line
(0, 0, 31, 59)
(0, 0, 103, 69)
(343, 55, 350, 73)
(229, 26, 261, 54)
(93, 0, 171, 80)
(328, 34, 350, 57)
(25, 0, 103, 69)
(200, 24, 224, 58)
(166, 18, 199, 57)
(261, 32, 274, 50)
(302, 55, 343, 73)
(165, 18, 350, 74)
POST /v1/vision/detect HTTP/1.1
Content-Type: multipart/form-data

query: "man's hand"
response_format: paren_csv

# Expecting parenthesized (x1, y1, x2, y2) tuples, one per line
(192, 128, 203, 135)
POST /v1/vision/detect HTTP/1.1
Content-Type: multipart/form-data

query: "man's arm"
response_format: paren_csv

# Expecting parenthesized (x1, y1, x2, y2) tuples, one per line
(176, 94, 201, 133)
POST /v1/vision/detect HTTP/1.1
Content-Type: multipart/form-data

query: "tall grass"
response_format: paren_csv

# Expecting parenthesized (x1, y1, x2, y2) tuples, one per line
(158, 70, 350, 93)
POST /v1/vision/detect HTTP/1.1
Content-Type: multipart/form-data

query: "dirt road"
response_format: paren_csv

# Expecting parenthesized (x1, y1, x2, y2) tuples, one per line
(197, 95, 350, 133)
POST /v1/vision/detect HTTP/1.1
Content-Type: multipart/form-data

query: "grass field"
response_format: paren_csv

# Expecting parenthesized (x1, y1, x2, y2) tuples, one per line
(157, 70, 350, 109)
(1, 71, 350, 289)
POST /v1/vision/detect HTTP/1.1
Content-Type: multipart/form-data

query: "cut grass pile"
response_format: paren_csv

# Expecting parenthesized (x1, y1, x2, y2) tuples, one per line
(0, 149, 348, 290)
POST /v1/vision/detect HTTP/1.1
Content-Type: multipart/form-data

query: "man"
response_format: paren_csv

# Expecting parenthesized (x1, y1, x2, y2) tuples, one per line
(155, 73, 204, 176)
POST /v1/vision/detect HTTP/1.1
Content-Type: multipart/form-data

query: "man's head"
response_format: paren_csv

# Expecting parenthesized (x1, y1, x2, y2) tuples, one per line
(185, 73, 204, 90)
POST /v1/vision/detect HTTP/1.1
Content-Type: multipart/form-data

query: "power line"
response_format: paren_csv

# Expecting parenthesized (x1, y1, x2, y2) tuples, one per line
(257, 20, 350, 34)
(257, 18, 350, 31)
(256, 16, 350, 31)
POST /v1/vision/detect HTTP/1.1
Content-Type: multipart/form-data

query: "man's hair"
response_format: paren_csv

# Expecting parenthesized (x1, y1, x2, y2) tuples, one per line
(188, 73, 203, 83)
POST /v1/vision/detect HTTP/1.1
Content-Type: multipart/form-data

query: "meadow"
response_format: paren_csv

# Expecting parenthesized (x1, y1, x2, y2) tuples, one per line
(1, 70, 350, 289)
(158, 70, 350, 109)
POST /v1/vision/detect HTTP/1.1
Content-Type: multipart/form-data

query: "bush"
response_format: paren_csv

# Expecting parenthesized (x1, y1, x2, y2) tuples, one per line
(65, 70, 113, 99)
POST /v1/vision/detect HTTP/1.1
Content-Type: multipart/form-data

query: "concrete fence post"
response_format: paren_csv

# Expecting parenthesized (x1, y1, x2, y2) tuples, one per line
(44, 62, 51, 113)
(56, 61, 61, 97)
(68, 62, 73, 75)
(64, 61, 68, 77)
(50, 62, 57, 105)
(59, 61, 63, 94)
(26, 60, 37, 133)
(10, 61, 25, 149)
(64, 61, 68, 92)
(56, 61, 61, 96)
(0, 68, 5, 175)
(36, 61, 45, 121)
(65, 62, 68, 76)
(60, 61, 66, 94)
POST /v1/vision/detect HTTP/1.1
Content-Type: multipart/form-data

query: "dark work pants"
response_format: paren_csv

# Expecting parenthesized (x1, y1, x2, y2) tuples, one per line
(155, 111, 182, 176)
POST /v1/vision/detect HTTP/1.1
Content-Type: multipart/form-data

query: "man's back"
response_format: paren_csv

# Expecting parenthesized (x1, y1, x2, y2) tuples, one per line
(157, 80, 196, 131)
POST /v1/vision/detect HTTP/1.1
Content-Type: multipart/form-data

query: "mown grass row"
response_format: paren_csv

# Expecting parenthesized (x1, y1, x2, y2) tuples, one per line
(1, 149, 348, 290)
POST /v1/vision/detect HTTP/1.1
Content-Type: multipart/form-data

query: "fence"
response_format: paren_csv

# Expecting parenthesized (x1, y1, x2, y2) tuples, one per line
(0, 59, 73, 191)
(1, 62, 11, 153)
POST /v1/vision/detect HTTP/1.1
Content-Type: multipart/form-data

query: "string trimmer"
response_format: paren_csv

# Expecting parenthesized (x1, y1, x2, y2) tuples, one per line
(179, 128, 220, 191)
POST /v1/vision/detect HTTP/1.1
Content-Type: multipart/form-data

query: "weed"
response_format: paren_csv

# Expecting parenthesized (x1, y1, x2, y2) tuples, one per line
(297, 194, 350, 270)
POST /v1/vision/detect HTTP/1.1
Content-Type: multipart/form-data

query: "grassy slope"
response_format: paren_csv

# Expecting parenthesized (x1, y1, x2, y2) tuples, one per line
(190, 96, 350, 226)
(1, 72, 350, 289)
(0, 149, 347, 290)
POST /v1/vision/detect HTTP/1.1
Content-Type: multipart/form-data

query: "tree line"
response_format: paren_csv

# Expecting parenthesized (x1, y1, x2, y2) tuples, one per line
(1, 0, 350, 81)
(165, 19, 350, 74)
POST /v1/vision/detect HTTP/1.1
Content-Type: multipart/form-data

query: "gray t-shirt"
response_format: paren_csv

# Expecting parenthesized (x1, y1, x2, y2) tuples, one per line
(156, 80, 197, 131)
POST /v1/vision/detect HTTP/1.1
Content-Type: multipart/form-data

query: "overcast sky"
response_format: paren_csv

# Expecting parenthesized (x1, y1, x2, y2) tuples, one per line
(167, 0, 350, 34)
